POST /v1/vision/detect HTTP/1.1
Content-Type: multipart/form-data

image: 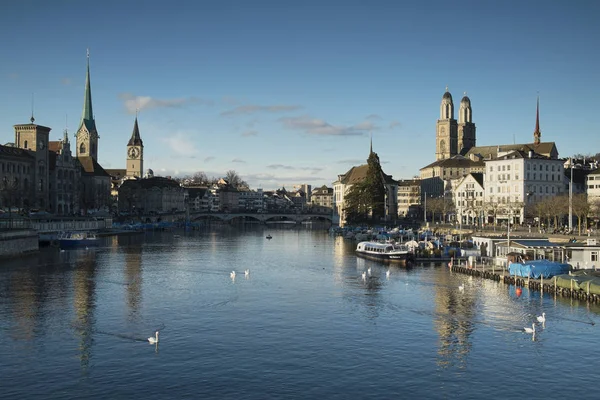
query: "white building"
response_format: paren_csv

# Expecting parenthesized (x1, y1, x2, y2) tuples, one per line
(453, 173, 484, 225)
(587, 167, 600, 211)
(484, 149, 564, 224)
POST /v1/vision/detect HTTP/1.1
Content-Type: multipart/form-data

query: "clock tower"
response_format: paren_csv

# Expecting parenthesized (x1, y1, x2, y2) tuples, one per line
(126, 116, 144, 178)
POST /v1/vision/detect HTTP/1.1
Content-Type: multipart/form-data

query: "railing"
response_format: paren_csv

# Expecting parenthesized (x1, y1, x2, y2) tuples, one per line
(0, 218, 32, 230)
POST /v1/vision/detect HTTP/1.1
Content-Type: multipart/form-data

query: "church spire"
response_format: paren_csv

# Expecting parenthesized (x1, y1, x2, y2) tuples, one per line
(128, 115, 143, 146)
(533, 95, 541, 145)
(78, 49, 96, 133)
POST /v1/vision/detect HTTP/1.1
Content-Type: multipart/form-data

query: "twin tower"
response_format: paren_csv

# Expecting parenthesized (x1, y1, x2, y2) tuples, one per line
(435, 87, 476, 160)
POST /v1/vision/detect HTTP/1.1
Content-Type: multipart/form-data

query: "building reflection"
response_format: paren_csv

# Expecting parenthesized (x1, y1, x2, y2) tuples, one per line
(119, 235, 143, 321)
(433, 269, 477, 369)
(72, 251, 97, 373)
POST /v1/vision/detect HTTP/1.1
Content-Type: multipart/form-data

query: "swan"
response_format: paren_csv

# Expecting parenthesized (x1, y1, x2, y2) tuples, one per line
(458, 284, 465, 291)
(367, 267, 372, 275)
(386, 270, 391, 278)
(361, 271, 366, 281)
(230, 271, 236, 278)
(245, 269, 250, 277)
(148, 331, 159, 344)
(537, 312, 546, 323)
(524, 323, 535, 334)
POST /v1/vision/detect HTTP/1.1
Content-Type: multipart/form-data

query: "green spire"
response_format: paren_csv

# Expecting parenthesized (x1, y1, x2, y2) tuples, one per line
(78, 49, 96, 132)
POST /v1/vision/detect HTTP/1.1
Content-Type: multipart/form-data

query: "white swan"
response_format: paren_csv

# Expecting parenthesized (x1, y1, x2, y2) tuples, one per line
(537, 312, 546, 323)
(386, 270, 391, 279)
(524, 323, 535, 334)
(244, 269, 250, 277)
(361, 271, 366, 281)
(148, 331, 159, 344)
(367, 267, 372, 275)
(230, 271, 236, 278)
(458, 284, 465, 291)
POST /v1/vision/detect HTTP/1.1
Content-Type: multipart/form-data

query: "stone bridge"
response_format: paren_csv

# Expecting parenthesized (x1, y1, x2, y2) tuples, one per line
(190, 212, 333, 224)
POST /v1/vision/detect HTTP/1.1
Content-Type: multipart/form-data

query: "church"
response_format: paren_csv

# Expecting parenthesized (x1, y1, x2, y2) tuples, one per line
(420, 89, 558, 199)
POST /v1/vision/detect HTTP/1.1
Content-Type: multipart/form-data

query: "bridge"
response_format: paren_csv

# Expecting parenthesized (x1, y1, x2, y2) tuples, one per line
(190, 212, 333, 224)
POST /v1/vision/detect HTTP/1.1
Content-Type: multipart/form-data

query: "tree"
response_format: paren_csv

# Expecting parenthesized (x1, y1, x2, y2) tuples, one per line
(342, 150, 387, 224)
(364, 151, 386, 221)
(343, 181, 370, 224)
(572, 193, 590, 235)
(225, 170, 248, 189)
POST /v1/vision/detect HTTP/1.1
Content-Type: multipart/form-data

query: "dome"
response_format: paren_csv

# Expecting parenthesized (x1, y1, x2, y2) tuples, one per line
(461, 95, 471, 105)
(145, 168, 154, 178)
(442, 91, 453, 101)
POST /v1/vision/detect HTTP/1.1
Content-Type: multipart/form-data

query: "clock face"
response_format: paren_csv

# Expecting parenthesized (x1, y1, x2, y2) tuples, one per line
(128, 147, 140, 159)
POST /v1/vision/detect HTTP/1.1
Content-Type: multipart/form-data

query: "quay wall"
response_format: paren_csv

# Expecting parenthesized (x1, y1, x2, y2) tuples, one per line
(0, 230, 39, 259)
(451, 265, 600, 304)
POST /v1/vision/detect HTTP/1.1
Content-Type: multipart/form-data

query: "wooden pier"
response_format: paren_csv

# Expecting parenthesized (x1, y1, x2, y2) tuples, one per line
(450, 264, 600, 304)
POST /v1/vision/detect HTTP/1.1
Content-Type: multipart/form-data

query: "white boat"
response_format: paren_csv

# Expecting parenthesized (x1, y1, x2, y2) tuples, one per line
(355, 241, 414, 265)
(58, 231, 99, 249)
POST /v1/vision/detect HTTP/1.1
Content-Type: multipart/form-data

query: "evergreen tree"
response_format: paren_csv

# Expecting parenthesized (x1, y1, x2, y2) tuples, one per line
(342, 147, 387, 224)
(365, 150, 386, 221)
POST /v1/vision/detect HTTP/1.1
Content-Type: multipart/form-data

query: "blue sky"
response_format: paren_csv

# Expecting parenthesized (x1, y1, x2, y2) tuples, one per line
(1, 0, 598, 189)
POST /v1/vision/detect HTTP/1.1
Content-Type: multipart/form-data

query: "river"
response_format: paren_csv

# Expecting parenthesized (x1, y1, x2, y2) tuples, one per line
(0, 226, 598, 399)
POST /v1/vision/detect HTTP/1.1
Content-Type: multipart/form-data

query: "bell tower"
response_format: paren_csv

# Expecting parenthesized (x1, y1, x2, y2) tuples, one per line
(436, 87, 458, 160)
(75, 49, 99, 161)
(126, 115, 144, 178)
(457, 92, 476, 154)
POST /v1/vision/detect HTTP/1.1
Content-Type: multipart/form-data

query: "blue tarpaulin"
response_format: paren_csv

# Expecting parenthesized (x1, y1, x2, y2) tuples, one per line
(509, 260, 571, 278)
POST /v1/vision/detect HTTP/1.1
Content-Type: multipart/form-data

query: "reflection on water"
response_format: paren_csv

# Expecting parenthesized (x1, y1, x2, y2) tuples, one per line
(0, 227, 599, 399)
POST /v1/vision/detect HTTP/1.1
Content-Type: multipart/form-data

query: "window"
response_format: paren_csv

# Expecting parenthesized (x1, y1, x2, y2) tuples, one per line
(592, 252, 598, 262)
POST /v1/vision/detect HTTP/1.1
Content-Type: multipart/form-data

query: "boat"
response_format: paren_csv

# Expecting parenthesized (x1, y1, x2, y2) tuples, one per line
(58, 231, 99, 249)
(266, 234, 273, 240)
(355, 241, 414, 265)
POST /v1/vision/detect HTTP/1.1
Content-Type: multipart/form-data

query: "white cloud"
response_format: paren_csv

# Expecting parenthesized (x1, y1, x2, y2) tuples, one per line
(267, 164, 295, 170)
(242, 130, 258, 137)
(221, 104, 303, 116)
(389, 120, 401, 129)
(204, 156, 215, 163)
(279, 115, 373, 136)
(161, 132, 198, 157)
(365, 114, 382, 120)
(119, 93, 211, 114)
(232, 158, 247, 163)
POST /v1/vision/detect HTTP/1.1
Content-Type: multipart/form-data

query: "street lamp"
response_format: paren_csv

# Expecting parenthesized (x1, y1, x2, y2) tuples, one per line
(568, 158, 573, 233)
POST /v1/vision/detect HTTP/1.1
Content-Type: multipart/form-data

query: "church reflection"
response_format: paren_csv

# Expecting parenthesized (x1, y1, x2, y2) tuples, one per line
(119, 235, 143, 321)
(433, 270, 477, 369)
(72, 251, 98, 373)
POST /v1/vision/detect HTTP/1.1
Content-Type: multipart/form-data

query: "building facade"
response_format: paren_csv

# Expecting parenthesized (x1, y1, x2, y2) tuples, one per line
(397, 179, 421, 218)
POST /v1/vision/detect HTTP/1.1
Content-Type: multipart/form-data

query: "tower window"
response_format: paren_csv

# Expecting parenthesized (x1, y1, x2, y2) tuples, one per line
(24, 140, 28, 149)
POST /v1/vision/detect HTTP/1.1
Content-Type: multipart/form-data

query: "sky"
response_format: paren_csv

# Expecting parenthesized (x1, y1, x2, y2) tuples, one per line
(0, 0, 598, 190)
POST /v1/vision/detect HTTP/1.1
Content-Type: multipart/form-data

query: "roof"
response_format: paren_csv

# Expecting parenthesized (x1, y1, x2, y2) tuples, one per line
(442, 91, 453, 101)
(48, 141, 63, 153)
(0, 144, 34, 159)
(465, 142, 557, 160)
(188, 187, 208, 198)
(397, 179, 420, 187)
(105, 168, 127, 179)
(78, 156, 110, 177)
(120, 176, 182, 190)
(471, 172, 483, 186)
(338, 164, 396, 185)
(420, 155, 485, 170)
(498, 239, 562, 248)
(127, 117, 143, 146)
(494, 149, 550, 161)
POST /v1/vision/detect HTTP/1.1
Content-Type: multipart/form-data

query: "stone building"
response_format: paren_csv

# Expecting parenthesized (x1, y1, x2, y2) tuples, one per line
(310, 185, 333, 211)
(397, 179, 421, 218)
(117, 176, 186, 214)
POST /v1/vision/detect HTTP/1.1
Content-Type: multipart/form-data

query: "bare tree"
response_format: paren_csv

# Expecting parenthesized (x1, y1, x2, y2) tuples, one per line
(225, 170, 248, 189)
(572, 193, 590, 235)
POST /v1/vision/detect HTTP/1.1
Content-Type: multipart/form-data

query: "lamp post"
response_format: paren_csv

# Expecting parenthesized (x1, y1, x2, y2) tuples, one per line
(569, 158, 573, 233)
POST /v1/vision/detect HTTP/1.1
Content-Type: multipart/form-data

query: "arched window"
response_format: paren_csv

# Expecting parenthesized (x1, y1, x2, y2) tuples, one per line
(80, 143, 86, 154)
(24, 140, 28, 149)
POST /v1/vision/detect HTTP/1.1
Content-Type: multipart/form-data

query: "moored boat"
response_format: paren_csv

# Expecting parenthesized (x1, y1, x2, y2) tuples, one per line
(355, 241, 414, 265)
(58, 231, 99, 249)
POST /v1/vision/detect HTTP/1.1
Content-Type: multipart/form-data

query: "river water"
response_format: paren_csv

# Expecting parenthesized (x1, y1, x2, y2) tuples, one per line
(0, 226, 598, 399)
